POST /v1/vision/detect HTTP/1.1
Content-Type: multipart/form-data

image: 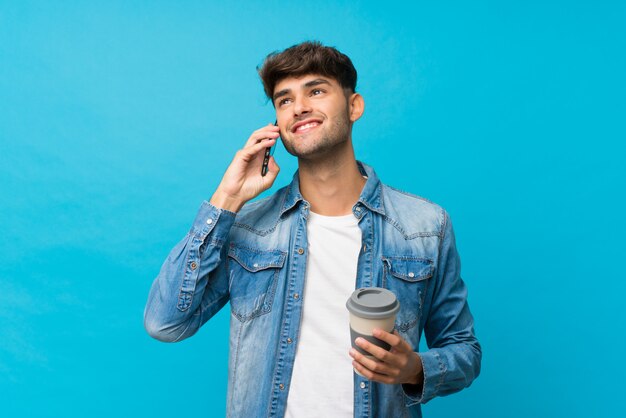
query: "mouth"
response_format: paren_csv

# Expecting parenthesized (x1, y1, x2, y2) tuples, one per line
(291, 119, 323, 134)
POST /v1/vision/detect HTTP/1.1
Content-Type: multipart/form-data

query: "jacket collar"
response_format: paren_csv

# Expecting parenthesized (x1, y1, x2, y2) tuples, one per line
(280, 161, 386, 217)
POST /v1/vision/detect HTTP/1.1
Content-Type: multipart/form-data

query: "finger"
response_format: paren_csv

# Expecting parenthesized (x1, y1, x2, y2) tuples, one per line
(266, 156, 280, 175)
(354, 337, 400, 367)
(392, 330, 413, 351)
(244, 130, 279, 149)
(349, 348, 395, 376)
(238, 138, 277, 161)
(372, 328, 405, 350)
(262, 156, 280, 184)
(244, 125, 280, 148)
(351, 360, 395, 385)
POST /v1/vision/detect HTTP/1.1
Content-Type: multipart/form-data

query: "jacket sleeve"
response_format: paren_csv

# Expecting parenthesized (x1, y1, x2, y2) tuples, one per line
(403, 210, 482, 405)
(143, 201, 236, 342)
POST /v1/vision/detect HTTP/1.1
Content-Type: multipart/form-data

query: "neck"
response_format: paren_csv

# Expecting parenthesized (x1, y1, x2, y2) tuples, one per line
(297, 147, 365, 216)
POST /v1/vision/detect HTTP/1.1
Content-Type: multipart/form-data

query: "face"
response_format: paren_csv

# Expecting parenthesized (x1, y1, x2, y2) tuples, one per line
(272, 74, 363, 160)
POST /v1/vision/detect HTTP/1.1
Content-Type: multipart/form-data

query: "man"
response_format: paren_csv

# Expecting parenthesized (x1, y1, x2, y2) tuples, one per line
(144, 41, 481, 418)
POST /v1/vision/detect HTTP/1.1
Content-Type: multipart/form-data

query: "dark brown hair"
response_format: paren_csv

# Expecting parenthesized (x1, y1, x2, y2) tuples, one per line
(257, 41, 357, 101)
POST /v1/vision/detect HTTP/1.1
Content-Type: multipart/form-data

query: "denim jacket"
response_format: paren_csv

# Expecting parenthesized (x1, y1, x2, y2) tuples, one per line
(144, 162, 481, 418)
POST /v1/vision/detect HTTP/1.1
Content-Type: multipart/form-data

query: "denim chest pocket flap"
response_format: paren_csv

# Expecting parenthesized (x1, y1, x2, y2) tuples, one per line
(228, 245, 286, 272)
(382, 256, 434, 332)
(384, 256, 434, 282)
(227, 245, 286, 322)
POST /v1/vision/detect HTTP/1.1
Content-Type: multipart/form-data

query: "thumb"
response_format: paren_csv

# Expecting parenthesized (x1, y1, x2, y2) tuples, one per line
(264, 156, 280, 183)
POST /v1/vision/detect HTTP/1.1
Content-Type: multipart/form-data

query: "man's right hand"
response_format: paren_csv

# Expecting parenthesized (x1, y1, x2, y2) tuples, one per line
(210, 123, 281, 213)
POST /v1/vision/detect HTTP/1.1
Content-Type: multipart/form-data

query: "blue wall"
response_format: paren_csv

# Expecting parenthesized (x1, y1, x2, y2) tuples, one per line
(1, 1, 624, 417)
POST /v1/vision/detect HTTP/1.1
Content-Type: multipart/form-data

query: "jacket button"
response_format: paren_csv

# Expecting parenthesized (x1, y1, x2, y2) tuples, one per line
(360, 382, 366, 389)
(190, 262, 198, 270)
(408, 272, 415, 278)
(293, 293, 300, 300)
(287, 338, 292, 344)
(279, 383, 285, 390)
(297, 248, 304, 255)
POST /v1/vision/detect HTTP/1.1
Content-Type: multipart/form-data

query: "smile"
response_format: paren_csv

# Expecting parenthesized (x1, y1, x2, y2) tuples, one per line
(295, 122, 320, 133)
(292, 119, 323, 134)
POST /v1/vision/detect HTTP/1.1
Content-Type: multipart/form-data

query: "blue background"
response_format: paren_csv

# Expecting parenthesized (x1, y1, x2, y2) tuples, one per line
(1, 1, 624, 417)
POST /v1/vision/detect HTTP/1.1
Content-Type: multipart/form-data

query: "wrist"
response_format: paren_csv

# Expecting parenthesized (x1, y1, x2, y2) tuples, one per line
(210, 190, 245, 213)
(407, 353, 424, 385)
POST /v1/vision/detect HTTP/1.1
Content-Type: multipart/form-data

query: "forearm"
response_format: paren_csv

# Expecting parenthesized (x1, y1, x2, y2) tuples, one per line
(403, 211, 482, 404)
(143, 201, 236, 342)
(413, 338, 481, 402)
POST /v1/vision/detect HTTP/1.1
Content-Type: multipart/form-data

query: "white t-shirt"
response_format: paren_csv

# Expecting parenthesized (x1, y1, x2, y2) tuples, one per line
(285, 211, 362, 418)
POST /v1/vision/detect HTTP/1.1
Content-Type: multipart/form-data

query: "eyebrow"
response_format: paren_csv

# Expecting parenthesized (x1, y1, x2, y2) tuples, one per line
(272, 78, 331, 102)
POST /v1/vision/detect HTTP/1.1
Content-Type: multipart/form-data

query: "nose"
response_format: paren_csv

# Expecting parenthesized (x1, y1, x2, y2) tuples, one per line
(293, 95, 312, 117)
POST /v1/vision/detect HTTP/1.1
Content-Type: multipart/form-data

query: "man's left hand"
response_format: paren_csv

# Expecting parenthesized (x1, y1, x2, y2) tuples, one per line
(349, 328, 424, 385)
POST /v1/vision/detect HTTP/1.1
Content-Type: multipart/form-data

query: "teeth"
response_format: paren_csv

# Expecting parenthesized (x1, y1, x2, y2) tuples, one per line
(296, 122, 319, 132)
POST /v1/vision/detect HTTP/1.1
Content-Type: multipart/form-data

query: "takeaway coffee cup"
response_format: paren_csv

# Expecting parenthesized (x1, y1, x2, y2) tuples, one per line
(346, 287, 400, 375)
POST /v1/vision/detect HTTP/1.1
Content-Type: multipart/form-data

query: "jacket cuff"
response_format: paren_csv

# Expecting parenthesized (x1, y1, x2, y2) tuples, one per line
(402, 350, 444, 405)
(190, 200, 237, 243)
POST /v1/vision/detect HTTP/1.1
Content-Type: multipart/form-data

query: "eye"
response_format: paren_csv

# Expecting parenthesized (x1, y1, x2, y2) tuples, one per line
(311, 88, 324, 96)
(278, 97, 292, 107)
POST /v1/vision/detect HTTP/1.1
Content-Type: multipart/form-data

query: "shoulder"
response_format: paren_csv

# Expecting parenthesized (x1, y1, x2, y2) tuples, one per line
(380, 184, 448, 239)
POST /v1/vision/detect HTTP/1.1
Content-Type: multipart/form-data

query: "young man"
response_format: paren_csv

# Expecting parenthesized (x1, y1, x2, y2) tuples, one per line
(144, 41, 481, 418)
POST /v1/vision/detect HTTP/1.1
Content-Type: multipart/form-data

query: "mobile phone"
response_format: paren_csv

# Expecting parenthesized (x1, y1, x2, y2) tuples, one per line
(261, 121, 279, 176)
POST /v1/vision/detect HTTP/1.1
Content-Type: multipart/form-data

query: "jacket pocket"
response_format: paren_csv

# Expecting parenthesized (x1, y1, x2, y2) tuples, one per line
(227, 245, 286, 322)
(382, 256, 434, 332)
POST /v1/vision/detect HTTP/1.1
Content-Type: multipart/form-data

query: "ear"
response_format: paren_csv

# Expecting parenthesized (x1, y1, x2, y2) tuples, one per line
(348, 93, 365, 122)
